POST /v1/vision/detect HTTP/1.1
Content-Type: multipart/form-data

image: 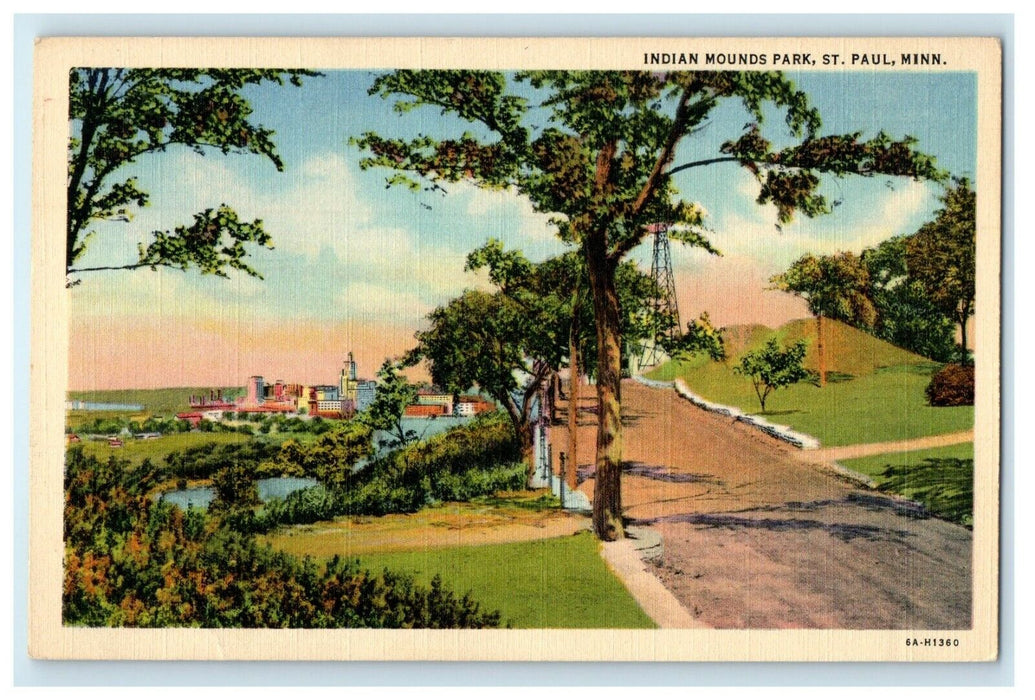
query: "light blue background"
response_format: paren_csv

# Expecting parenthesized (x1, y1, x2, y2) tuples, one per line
(12, 12, 1015, 687)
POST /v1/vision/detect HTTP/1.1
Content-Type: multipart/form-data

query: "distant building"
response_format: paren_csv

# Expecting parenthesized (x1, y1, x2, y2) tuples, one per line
(244, 376, 265, 406)
(456, 395, 495, 417)
(403, 403, 450, 418)
(415, 388, 453, 415)
(340, 352, 359, 404)
(176, 412, 204, 428)
(355, 380, 377, 412)
(313, 385, 339, 402)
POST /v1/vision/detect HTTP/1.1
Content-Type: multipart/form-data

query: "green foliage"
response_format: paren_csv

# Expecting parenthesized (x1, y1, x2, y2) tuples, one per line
(877, 458, 973, 527)
(161, 440, 281, 482)
(771, 251, 876, 327)
(862, 235, 958, 362)
(734, 337, 811, 411)
(254, 412, 524, 530)
(463, 240, 662, 385)
(210, 462, 260, 511)
(664, 311, 727, 362)
(357, 70, 942, 258)
(925, 364, 975, 407)
(67, 68, 317, 279)
(412, 289, 548, 468)
(905, 180, 977, 365)
(62, 448, 501, 628)
(271, 422, 373, 489)
(358, 359, 419, 448)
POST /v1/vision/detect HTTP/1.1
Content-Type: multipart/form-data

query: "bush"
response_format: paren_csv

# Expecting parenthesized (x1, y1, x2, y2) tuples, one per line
(63, 449, 503, 628)
(250, 412, 527, 532)
(925, 364, 974, 406)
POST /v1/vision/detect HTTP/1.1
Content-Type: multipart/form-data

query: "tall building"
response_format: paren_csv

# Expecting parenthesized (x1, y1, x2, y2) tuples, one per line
(355, 380, 377, 412)
(340, 351, 359, 404)
(245, 376, 265, 406)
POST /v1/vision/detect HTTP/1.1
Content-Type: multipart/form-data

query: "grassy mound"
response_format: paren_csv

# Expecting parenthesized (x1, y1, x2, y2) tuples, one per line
(647, 318, 972, 446)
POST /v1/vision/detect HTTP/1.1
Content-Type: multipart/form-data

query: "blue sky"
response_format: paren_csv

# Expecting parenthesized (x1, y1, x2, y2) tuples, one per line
(68, 70, 977, 388)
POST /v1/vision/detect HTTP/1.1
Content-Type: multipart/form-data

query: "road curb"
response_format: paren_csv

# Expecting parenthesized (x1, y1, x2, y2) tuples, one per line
(599, 532, 707, 629)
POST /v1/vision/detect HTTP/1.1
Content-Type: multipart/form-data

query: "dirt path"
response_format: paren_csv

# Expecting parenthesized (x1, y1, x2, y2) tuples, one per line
(267, 499, 589, 558)
(800, 430, 974, 462)
(552, 379, 972, 629)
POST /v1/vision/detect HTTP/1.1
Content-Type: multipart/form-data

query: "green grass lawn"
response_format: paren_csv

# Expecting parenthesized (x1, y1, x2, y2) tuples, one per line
(840, 442, 974, 479)
(647, 319, 973, 447)
(841, 443, 974, 527)
(354, 532, 655, 629)
(73, 431, 250, 466)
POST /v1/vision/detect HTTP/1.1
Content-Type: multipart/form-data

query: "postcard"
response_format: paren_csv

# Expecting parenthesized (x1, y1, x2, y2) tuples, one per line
(30, 36, 1001, 661)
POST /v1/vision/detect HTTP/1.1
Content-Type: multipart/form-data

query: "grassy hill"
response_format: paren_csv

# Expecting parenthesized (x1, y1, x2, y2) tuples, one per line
(67, 387, 244, 416)
(646, 318, 972, 446)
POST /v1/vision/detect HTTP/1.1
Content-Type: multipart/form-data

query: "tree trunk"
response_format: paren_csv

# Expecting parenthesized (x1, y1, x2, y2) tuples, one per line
(959, 314, 969, 366)
(586, 241, 624, 541)
(518, 421, 536, 488)
(567, 320, 580, 491)
(550, 371, 561, 424)
(817, 313, 826, 387)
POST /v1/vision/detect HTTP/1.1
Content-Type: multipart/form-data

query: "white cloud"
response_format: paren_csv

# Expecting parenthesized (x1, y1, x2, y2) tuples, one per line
(459, 183, 561, 248)
(705, 178, 937, 272)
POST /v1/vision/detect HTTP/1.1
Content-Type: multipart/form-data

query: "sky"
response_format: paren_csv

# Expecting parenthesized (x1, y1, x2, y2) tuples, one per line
(68, 70, 977, 390)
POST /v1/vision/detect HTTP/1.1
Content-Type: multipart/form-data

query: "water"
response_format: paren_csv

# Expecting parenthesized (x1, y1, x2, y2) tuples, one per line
(159, 416, 476, 510)
(66, 400, 145, 411)
(375, 415, 470, 453)
(159, 476, 319, 511)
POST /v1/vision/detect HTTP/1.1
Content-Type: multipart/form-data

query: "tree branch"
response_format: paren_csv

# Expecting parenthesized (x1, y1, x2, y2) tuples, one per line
(67, 262, 182, 274)
(667, 156, 742, 176)
(609, 88, 695, 263)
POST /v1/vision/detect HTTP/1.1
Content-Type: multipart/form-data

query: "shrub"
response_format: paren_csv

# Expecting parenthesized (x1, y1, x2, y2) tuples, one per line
(63, 450, 503, 628)
(925, 363, 974, 406)
(250, 412, 527, 531)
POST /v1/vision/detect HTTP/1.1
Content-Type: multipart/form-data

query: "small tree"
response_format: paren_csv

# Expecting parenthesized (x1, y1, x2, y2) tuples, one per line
(861, 235, 957, 362)
(359, 359, 419, 449)
(735, 338, 810, 412)
(664, 311, 727, 363)
(276, 422, 374, 489)
(210, 462, 260, 511)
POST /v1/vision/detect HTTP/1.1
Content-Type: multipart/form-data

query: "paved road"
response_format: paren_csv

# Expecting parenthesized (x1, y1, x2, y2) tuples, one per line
(554, 379, 972, 629)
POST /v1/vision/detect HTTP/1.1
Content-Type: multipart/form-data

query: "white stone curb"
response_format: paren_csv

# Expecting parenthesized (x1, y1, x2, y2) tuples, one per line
(600, 537, 706, 629)
(634, 375, 821, 450)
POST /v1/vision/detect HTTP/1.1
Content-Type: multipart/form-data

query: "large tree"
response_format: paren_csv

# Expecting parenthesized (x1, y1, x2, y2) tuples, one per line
(905, 180, 977, 365)
(861, 235, 957, 362)
(770, 251, 876, 386)
(412, 289, 550, 485)
(355, 70, 942, 540)
(465, 240, 663, 489)
(67, 68, 316, 281)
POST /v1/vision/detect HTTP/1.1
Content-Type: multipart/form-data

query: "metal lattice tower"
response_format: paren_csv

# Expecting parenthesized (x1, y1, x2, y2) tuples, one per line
(640, 223, 682, 367)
